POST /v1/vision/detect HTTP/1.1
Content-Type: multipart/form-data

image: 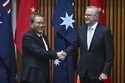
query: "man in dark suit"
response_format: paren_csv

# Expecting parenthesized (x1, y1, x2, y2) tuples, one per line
(20, 13, 66, 83)
(76, 6, 113, 83)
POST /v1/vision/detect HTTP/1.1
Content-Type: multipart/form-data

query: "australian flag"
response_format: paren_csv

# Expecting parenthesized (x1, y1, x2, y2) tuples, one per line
(53, 0, 77, 83)
(0, 0, 16, 83)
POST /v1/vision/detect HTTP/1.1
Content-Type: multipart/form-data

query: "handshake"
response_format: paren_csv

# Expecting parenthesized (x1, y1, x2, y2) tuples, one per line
(56, 50, 67, 60)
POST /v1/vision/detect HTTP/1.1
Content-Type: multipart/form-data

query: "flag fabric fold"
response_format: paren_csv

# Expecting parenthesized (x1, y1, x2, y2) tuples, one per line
(53, 0, 77, 83)
(0, 0, 16, 83)
(16, 0, 38, 54)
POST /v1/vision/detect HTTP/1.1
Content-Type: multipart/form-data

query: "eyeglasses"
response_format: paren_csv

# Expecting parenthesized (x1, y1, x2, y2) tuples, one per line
(85, 14, 96, 17)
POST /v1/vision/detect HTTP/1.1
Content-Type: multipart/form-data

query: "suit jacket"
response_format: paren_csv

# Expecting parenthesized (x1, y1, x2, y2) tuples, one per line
(77, 23, 113, 79)
(21, 29, 57, 83)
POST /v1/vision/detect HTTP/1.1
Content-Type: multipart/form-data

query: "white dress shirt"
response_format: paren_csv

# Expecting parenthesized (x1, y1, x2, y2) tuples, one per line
(87, 22, 98, 49)
(37, 33, 48, 51)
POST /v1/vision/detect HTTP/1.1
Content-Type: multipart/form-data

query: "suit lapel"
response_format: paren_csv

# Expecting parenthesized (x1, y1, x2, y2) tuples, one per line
(31, 30, 48, 50)
(84, 26, 88, 50)
(32, 30, 42, 41)
(89, 24, 100, 51)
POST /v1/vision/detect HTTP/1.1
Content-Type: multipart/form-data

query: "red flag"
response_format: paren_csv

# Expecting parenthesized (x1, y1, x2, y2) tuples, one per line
(89, 0, 106, 25)
(104, 74, 112, 83)
(15, 0, 38, 54)
(89, 0, 112, 83)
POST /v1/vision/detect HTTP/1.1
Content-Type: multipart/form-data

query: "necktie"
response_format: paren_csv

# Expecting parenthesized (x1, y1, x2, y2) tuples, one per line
(87, 27, 93, 49)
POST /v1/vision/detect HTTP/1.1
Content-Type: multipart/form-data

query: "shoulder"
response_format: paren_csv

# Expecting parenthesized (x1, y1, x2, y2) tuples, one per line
(97, 24, 112, 37)
(98, 23, 111, 32)
(23, 31, 31, 38)
(23, 30, 36, 40)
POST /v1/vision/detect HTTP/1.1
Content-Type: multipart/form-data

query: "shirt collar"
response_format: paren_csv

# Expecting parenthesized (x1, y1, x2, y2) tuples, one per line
(36, 32, 43, 38)
(88, 22, 98, 31)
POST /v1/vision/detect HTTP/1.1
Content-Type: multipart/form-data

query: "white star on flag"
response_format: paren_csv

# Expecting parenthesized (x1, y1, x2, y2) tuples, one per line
(0, 21, 3, 24)
(60, 12, 75, 30)
(54, 59, 61, 66)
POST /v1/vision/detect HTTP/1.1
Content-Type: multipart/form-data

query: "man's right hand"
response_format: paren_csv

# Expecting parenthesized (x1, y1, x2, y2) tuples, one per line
(57, 50, 67, 60)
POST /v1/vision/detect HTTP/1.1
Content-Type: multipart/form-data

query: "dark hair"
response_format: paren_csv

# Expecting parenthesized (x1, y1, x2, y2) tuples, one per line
(30, 12, 44, 23)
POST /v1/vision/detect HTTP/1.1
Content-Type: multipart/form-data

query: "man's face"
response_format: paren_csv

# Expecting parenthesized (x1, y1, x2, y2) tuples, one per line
(32, 16, 46, 33)
(84, 8, 97, 26)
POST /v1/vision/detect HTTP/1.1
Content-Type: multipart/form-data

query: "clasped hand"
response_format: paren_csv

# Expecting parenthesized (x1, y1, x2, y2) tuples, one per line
(57, 50, 67, 60)
(99, 73, 108, 80)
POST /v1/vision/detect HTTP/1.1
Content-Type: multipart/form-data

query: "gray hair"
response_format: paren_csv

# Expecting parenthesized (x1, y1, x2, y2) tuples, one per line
(86, 6, 100, 17)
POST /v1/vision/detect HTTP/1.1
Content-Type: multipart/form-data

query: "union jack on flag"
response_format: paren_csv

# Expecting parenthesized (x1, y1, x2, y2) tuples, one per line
(0, 0, 11, 24)
(0, 0, 16, 83)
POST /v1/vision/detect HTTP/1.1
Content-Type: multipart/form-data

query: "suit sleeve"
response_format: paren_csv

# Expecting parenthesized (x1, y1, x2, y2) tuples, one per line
(22, 34, 57, 59)
(64, 29, 78, 56)
(103, 28, 113, 75)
